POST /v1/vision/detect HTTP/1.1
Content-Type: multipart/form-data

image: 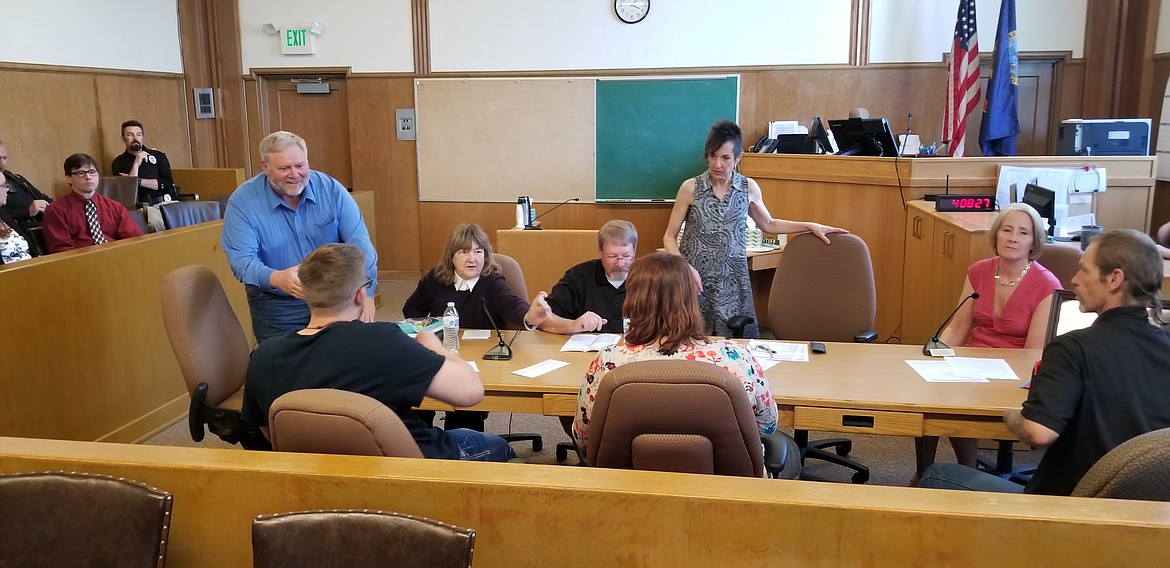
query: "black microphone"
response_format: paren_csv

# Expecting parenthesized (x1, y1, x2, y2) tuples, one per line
(923, 292, 979, 356)
(523, 197, 579, 230)
(481, 298, 513, 360)
(899, 112, 913, 155)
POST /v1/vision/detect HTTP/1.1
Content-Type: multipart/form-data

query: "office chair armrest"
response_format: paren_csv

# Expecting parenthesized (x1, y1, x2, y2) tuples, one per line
(761, 431, 801, 479)
(177, 192, 201, 201)
(853, 330, 878, 343)
(725, 315, 755, 339)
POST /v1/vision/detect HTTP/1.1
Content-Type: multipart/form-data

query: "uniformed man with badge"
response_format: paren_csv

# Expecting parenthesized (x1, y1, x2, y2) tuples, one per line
(111, 119, 179, 204)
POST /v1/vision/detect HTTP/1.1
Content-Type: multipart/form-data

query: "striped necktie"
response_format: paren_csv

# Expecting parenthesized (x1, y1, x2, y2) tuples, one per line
(84, 198, 107, 245)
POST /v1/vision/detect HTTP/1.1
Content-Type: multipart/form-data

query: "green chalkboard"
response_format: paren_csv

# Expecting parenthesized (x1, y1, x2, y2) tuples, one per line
(595, 77, 739, 201)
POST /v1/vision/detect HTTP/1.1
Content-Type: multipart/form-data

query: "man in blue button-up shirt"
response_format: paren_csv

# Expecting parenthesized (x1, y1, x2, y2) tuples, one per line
(221, 131, 378, 343)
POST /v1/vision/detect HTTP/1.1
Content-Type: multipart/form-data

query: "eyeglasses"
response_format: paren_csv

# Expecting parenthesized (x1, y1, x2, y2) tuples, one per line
(361, 277, 373, 290)
(70, 169, 100, 178)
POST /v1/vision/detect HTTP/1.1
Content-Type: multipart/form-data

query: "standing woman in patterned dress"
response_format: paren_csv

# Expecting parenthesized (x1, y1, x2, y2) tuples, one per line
(663, 119, 848, 338)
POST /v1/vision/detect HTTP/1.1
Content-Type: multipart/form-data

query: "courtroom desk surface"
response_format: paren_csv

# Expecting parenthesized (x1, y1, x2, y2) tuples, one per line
(434, 332, 1034, 421)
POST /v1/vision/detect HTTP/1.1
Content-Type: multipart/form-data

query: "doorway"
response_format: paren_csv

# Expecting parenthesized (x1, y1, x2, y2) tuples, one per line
(257, 73, 353, 187)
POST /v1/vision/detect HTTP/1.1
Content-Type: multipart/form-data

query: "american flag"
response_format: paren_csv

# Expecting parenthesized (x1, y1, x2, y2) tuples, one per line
(944, 0, 980, 157)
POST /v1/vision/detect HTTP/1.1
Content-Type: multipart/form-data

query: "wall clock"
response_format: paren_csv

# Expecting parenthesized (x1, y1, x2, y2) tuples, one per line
(614, 0, 650, 24)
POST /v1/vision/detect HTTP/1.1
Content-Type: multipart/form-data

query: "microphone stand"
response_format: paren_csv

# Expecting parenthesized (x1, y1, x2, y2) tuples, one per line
(899, 113, 913, 156)
(923, 292, 979, 356)
(481, 298, 513, 360)
(524, 197, 580, 230)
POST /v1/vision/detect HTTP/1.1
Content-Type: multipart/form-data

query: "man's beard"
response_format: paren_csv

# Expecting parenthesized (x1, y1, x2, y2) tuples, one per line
(130, 142, 142, 152)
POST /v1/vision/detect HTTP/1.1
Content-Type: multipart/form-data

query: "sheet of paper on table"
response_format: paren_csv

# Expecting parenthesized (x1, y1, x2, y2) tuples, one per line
(748, 340, 809, 363)
(513, 359, 570, 378)
(944, 357, 1021, 380)
(905, 360, 990, 383)
(462, 330, 491, 341)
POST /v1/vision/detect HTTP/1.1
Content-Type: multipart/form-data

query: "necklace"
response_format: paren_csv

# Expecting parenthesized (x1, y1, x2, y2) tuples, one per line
(995, 260, 1032, 287)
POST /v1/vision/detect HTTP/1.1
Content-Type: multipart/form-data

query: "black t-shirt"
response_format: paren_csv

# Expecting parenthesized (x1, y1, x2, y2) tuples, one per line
(545, 259, 626, 334)
(1022, 306, 1170, 495)
(111, 147, 177, 204)
(240, 321, 460, 459)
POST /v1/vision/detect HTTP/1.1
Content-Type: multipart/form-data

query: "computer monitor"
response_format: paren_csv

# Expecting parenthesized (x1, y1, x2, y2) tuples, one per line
(1021, 183, 1056, 237)
(773, 133, 810, 154)
(827, 117, 900, 157)
(809, 116, 833, 154)
(1044, 289, 1170, 344)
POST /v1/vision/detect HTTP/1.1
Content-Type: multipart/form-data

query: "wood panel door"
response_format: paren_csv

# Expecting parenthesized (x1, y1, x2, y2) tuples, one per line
(259, 74, 353, 187)
(963, 58, 1057, 156)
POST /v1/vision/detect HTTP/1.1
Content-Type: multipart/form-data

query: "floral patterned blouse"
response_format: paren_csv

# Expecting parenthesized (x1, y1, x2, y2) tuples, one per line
(0, 224, 32, 264)
(572, 339, 779, 448)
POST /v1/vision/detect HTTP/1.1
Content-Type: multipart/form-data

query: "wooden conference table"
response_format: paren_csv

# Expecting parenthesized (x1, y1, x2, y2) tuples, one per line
(419, 331, 1038, 441)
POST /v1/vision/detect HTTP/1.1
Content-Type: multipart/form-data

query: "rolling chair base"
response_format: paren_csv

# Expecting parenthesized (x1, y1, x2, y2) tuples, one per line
(795, 430, 870, 484)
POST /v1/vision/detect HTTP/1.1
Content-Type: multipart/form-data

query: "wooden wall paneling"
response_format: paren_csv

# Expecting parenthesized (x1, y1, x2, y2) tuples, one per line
(0, 222, 250, 442)
(6, 438, 1170, 568)
(1079, 0, 1158, 119)
(208, 0, 249, 171)
(178, 0, 248, 171)
(347, 76, 422, 274)
(94, 75, 192, 173)
(1081, 1, 1124, 117)
(1117, 0, 1158, 117)
(0, 69, 103, 198)
(243, 77, 262, 176)
(961, 58, 1056, 157)
(178, 0, 216, 168)
(742, 66, 947, 148)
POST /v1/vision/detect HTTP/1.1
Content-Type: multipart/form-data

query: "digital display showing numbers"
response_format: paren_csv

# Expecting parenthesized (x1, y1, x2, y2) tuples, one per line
(936, 195, 996, 212)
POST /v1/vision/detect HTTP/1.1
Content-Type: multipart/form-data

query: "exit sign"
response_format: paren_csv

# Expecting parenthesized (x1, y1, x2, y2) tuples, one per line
(280, 28, 316, 55)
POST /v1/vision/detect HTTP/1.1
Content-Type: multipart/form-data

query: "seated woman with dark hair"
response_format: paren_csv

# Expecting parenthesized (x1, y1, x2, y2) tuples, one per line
(570, 252, 778, 451)
(403, 222, 547, 431)
(915, 202, 1062, 482)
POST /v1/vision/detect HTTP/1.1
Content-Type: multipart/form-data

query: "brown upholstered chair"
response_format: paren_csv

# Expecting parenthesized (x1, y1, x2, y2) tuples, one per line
(268, 389, 425, 458)
(767, 232, 874, 483)
(160, 264, 269, 449)
(1037, 245, 1082, 289)
(493, 253, 529, 309)
(486, 252, 546, 451)
(96, 175, 141, 210)
(585, 359, 800, 479)
(159, 199, 221, 229)
(0, 471, 173, 568)
(1071, 427, 1170, 501)
(253, 510, 475, 568)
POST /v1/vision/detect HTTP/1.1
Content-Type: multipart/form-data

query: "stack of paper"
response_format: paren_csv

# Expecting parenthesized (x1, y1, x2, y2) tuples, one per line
(906, 357, 1021, 383)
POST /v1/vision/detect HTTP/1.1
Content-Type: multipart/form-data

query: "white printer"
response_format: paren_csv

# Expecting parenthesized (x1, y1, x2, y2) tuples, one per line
(1056, 118, 1150, 156)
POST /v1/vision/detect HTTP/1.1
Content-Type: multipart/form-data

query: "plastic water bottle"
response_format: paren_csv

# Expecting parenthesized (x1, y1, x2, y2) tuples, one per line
(442, 301, 460, 352)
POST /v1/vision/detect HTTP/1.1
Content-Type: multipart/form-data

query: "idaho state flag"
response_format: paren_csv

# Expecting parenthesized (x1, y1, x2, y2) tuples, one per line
(979, 0, 1019, 156)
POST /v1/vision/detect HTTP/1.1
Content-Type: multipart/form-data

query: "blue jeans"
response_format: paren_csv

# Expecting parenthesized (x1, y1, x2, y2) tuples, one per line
(917, 463, 1026, 493)
(246, 285, 310, 344)
(446, 428, 516, 462)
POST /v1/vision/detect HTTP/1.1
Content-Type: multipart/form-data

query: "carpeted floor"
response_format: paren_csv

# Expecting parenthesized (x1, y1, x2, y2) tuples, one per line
(144, 278, 1044, 487)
